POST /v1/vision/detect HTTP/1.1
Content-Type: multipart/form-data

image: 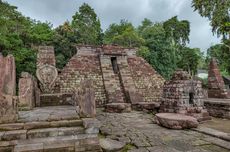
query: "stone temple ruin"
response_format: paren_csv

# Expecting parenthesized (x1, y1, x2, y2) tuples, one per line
(0, 46, 230, 151)
(159, 70, 211, 122)
(36, 45, 165, 112)
(203, 58, 230, 119)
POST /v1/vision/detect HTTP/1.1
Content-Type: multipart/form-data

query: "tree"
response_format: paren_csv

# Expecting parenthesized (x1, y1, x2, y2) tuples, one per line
(104, 20, 144, 47)
(72, 3, 102, 45)
(207, 44, 230, 76)
(28, 21, 54, 45)
(53, 21, 77, 69)
(192, 0, 230, 38)
(163, 16, 190, 46)
(177, 47, 202, 75)
(138, 23, 177, 79)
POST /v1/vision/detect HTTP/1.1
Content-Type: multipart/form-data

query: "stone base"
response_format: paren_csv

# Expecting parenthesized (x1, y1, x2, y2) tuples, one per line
(155, 113, 199, 129)
(204, 98, 230, 119)
(105, 103, 131, 113)
(40, 93, 74, 106)
(132, 102, 160, 113)
(187, 110, 211, 122)
(0, 106, 102, 152)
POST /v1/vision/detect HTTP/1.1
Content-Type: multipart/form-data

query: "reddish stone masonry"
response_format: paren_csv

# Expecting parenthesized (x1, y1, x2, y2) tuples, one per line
(160, 70, 211, 122)
(43, 45, 165, 109)
(208, 58, 229, 98)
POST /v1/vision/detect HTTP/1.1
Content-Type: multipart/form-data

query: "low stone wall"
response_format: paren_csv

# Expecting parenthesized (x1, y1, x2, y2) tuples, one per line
(204, 98, 230, 119)
(40, 93, 74, 106)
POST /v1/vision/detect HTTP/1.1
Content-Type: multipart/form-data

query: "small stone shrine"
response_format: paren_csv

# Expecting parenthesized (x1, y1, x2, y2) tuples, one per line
(160, 69, 210, 122)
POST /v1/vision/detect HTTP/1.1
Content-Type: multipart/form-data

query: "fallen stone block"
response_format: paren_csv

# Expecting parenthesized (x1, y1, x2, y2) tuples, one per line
(105, 103, 131, 113)
(155, 113, 199, 129)
(99, 138, 125, 152)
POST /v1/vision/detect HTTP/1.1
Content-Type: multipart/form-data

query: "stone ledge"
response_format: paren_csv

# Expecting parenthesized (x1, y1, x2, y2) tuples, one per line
(192, 127, 230, 142)
(105, 103, 131, 113)
(132, 102, 160, 112)
(0, 120, 83, 131)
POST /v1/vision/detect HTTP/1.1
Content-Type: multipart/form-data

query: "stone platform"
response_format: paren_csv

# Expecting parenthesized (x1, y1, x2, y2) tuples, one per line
(0, 106, 102, 152)
(155, 113, 199, 129)
(97, 110, 230, 152)
(204, 98, 230, 119)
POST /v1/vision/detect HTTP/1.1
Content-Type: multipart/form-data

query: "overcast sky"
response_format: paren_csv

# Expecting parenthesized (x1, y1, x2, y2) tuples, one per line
(5, 0, 221, 52)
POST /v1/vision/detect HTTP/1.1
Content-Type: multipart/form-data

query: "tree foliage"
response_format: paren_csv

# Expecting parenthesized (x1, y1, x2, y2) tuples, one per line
(104, 20, 144, 47)
(72, 3, 102, 45)
(207, 44, 230, 76)
(163, 16, 190, 46)
(192, 0, 230, 38)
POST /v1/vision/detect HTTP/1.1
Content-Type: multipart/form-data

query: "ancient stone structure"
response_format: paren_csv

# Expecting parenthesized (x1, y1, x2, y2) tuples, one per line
(160, 70, 210, 122)
(36, 46, 58, 93)
(208, 58, 229, 98)
(0, 54, 18, 123)
(204, 98, 230, 119)
(75, 80, 96, 118)
(18, 72, 40, 110)
(53, 45, 165, 112)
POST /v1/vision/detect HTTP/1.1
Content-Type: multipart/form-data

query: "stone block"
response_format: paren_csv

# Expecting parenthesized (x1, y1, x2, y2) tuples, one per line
(105, 103, 131, 113)
(0, 123, 24, 131)
(14, 143, 43, 152)
(82, 118, 101, 134)
(0, 95, 18, 124)
(18, 72, 35, 110)
(2, 130, 27, 141)
(155, 113, 198, 129)
(75, 80, 96, 118)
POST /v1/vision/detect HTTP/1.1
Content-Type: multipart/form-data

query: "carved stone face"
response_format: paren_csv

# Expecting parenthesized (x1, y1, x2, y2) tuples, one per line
(36, 64, 58, 93)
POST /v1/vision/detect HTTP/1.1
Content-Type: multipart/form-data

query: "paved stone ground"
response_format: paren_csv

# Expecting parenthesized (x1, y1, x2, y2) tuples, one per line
(19, 106, 79, 122)
(97, 109, 230, 152)
(200, 117, 230, 133)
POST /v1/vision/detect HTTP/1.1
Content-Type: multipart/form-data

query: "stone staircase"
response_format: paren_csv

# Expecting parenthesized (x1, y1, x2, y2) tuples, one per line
(0, 106, 102, 152)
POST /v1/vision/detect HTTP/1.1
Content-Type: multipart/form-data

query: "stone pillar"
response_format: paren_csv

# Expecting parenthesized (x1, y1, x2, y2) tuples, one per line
(0, 54, 18, 123)
(18, 72, 40, 110)
(0, 54, 16, 96)
(74, 80, 96, 118)
(208, 58, 228, 98)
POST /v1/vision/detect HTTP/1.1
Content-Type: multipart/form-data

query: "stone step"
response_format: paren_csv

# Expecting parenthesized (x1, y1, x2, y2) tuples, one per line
(0, 127, 85, 141)
(40, 93, 74, 107)
(0, 119, 83, 131)
(0, 134, 102, 152)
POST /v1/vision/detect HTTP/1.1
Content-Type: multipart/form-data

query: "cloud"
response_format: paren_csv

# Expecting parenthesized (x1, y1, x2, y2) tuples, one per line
(5, 0, 221, 51)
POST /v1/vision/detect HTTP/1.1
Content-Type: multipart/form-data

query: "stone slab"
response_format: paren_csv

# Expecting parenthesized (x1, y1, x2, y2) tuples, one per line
(155, 113, 199, 129)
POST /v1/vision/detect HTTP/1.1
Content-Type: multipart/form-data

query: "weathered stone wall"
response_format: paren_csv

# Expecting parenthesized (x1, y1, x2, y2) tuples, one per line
(204, 99, 230, 119)
(37, 46, 56, 67)
(58, 46, 106, 106)
(128, 57, 165, 102)
(208, 58, 229, 98)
